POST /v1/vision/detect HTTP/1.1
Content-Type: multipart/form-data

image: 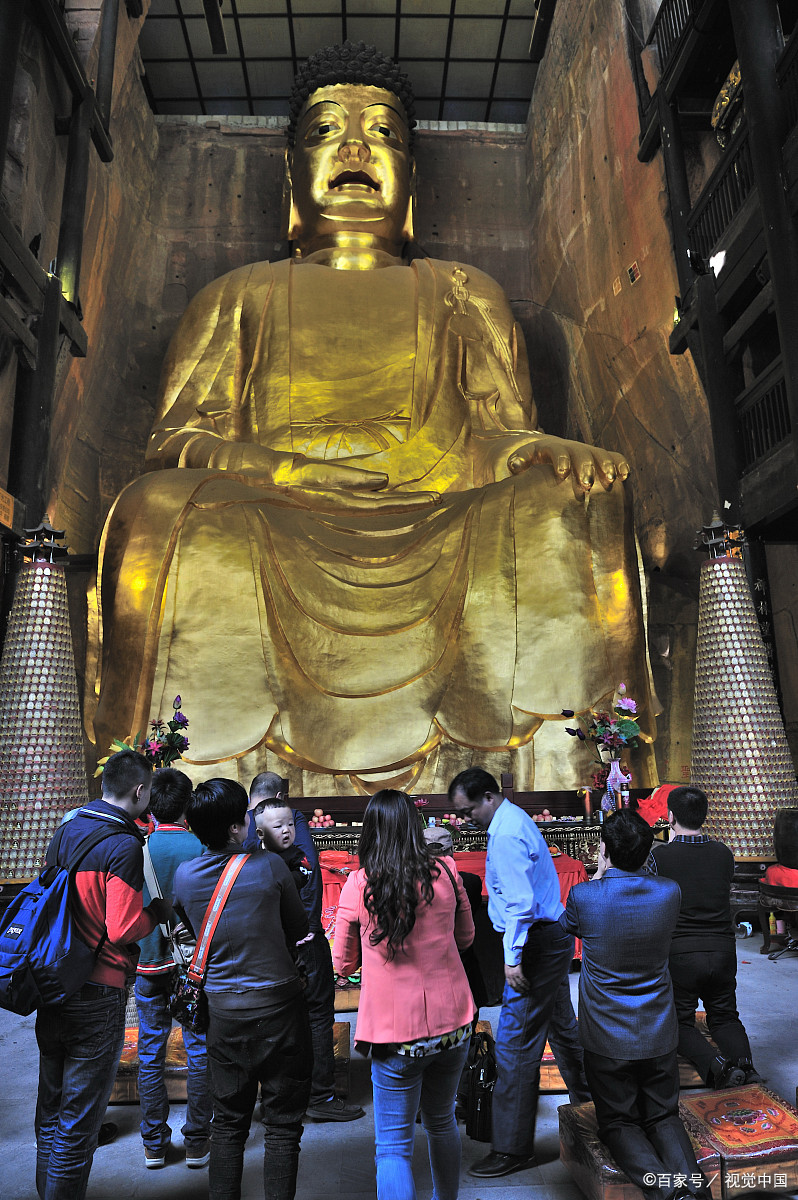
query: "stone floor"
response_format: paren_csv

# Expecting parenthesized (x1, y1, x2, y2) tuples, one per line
(0, 933, 796, 1200)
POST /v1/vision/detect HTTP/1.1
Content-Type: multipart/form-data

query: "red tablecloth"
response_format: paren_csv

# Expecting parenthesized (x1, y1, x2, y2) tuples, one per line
(319, 847, 588, 956)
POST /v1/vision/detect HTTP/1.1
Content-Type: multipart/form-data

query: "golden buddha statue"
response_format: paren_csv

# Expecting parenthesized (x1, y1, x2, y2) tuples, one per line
(92, 43, 656, 795)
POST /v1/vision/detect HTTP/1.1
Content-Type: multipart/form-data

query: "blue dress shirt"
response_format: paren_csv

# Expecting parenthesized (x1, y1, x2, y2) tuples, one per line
(485, 799, 563, 965)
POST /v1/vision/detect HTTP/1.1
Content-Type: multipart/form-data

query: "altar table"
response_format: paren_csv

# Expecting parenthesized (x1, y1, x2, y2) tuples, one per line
(319, 847, 587, 958)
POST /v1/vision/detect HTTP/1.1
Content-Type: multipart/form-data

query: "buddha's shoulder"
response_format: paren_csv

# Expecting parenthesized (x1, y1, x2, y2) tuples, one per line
(422, 257, 511, 303)
(188, 259, 286, 307)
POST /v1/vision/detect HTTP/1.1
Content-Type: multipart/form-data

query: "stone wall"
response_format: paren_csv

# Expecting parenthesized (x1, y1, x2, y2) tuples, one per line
(523, 0, 726, 781)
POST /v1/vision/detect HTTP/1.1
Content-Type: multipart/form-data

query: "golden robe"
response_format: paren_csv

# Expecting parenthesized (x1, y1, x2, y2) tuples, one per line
(93, 256, 656, 794)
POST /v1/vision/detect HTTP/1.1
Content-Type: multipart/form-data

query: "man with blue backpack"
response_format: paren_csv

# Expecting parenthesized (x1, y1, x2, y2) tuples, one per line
(33, 750, 172, 1200)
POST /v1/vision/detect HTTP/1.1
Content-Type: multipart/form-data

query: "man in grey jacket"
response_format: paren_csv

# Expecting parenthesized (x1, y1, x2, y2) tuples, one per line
(561, 810, 708, 1200)
(173, 778, 311, 1200)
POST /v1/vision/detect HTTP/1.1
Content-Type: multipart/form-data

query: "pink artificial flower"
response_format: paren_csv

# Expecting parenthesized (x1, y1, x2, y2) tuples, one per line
(616, 697, 637, 714)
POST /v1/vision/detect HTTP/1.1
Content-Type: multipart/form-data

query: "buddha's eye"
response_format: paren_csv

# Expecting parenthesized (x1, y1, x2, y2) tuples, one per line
(372, 124, 395, 139)
(314, 122, 337, 136)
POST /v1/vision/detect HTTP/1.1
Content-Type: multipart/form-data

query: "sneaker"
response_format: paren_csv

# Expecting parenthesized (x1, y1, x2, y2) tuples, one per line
(185, 1140, 211, 1168)
(305, 1096, 365, 1122)
(144, 1147, 167, 1169)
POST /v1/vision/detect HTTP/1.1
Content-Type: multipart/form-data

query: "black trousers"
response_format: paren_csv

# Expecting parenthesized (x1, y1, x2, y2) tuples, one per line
(206, 999, 312, 1200)
(668, 948, 752, 1082)
(296, 931, 336, 1103)
(583, 1048, 707, 1200)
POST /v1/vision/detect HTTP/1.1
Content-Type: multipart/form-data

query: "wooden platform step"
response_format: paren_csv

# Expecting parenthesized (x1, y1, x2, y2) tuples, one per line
(541, 1012, 713, 1094)
(110, 1020, 354, 1104)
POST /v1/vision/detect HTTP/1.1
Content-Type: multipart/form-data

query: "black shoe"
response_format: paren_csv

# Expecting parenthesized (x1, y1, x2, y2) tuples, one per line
(711, 1058, 746, 1088)
(305, 1096, 365, 1122)
(97, 1122, 118, 1147)
(468, 1152, 537, 1177)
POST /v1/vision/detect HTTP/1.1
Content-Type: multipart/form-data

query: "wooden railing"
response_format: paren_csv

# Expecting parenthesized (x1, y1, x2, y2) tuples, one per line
(736, 357, 792, 470)
(648, 0, 695, 72)
(686, 122, 754, 259)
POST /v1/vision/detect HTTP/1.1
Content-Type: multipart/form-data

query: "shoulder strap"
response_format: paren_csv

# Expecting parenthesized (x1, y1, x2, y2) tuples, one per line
(187, 854, 249, 984)
(45, 822, 126, 960)
(436, 858, 461, 909)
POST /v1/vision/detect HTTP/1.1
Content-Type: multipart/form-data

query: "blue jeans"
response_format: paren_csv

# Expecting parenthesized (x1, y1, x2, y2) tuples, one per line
(35, 983, 127, 1200)
(371, 1040, 469, 1200)
(493, 919, 576, 1157)
(134, 972, 212, 1151)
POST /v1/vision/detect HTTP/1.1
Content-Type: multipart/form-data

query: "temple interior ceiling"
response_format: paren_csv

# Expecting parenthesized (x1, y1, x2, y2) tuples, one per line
(138, 0, 536, 123)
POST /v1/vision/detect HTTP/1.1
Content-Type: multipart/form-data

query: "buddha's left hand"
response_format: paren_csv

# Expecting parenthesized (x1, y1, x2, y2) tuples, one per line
(474, 431, 629, 491)
(506, 433, 629, 491)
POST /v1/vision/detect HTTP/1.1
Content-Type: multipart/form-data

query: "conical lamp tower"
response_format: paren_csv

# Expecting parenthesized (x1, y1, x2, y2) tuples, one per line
(0, 522, 88, 879)
(691, 515, 798, 858)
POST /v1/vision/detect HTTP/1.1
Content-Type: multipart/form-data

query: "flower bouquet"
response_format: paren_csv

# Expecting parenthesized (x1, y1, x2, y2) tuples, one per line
(95, 695, 190, 775)
(562, 684, 640, 812)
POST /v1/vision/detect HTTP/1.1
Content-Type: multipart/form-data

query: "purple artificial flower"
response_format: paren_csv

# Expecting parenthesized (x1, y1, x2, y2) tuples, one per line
(171, 711, 189, 728)
(576, 728, 586, 741)
(561, 709, 575, 718)
(616, 697, 637, 714)
(565, 727, 579, 737)
(178, 736, 189, 752)
(173, 695, 182, 710)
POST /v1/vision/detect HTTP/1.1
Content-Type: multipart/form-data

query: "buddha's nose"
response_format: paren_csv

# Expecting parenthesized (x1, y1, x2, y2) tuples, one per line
(339, 140, 370, 163)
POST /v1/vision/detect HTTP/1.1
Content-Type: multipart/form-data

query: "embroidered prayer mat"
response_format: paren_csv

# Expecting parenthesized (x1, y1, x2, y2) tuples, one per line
(559, 1100, 721, 1200)
(680, 1085, 798, 1194)
(560, 1086, 798, 1200)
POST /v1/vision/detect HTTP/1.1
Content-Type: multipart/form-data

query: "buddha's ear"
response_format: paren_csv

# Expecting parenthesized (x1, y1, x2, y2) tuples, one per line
(283, 148, 300, 242)
(401, 159, 416, 241)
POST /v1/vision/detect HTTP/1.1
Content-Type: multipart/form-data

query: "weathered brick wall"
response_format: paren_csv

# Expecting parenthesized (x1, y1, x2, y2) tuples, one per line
(523, 0, 721, 780)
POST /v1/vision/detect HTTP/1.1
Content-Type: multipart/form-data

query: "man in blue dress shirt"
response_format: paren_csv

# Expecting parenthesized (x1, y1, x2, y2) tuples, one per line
(449, 767, 589, 1178)
(561, 809, 709, 1200)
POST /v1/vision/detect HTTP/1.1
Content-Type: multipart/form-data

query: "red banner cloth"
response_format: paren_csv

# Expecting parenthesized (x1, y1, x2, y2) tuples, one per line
(319, 847, 588, 958)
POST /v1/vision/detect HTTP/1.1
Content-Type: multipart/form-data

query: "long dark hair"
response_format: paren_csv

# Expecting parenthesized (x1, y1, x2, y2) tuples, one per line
(358, 789, 436, 960)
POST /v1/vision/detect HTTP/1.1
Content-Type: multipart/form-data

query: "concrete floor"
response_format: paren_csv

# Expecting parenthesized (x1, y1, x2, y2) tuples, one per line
(0, 933, 796, 1200)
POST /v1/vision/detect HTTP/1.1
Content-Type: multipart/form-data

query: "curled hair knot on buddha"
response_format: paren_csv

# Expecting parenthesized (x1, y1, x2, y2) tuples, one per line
(287, 40, 417, 147)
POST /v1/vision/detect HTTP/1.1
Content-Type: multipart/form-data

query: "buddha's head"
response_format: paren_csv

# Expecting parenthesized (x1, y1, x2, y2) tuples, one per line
(285, 42, 417, 259)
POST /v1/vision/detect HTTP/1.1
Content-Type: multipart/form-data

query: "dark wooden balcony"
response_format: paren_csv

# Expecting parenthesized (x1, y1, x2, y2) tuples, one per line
(686, 121, 755, 260)
(736, 356, 791, 471)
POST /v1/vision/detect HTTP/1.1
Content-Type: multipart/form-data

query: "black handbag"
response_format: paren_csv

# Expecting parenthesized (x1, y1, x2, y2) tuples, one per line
(463, 1030, 497, 1142)
(167, 853, 249, 1034)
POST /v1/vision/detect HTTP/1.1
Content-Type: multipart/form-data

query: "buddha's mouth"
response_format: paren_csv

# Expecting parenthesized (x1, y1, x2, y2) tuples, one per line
(329, 169, 380, 191)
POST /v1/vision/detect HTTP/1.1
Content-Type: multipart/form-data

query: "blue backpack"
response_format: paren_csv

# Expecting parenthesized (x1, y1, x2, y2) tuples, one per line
(0, 822, 120, 1014)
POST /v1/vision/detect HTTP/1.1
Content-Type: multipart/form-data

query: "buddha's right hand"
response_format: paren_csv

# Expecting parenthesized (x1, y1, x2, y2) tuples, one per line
(228, 448, 390, 490)
(231, 450, 439, 512)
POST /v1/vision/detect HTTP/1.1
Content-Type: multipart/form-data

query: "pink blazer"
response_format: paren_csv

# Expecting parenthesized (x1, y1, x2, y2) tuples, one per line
(332, 856, 476, 1046)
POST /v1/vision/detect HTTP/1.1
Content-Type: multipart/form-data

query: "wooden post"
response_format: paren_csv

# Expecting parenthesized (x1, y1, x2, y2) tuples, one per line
(729, 0, 798, 466)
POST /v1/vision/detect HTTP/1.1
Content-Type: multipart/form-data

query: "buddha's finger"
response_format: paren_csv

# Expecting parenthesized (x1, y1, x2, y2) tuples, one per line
(296, 462, 389, 490)
(507, 442, 571, 478)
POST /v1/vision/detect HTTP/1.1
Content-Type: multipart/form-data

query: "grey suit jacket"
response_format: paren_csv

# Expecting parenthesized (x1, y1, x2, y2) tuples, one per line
(560, 867, 681, 1060)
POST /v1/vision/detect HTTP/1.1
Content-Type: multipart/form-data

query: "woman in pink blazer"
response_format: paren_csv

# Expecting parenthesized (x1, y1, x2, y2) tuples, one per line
(333, 790, 476, 1200)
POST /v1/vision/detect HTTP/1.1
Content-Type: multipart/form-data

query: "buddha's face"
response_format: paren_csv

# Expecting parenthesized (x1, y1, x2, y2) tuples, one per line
(288, 83, 413, 254)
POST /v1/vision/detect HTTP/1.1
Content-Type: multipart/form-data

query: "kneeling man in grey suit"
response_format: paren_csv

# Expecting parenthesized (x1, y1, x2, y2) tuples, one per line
(560, 810, 709, 1200)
